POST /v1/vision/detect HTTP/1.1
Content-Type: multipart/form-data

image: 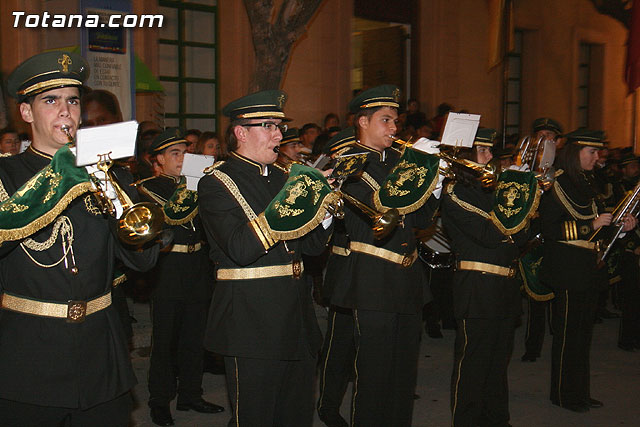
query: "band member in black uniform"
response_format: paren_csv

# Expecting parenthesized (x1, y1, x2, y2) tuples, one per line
(321, 85, 440, 427)
(138, 128, 224, 426)
(0, 51, 159, 425)
(443, 128, 531, 427)
(540, 129, 636, 412)
(317, 127, 358, 427)
(273, 127, 304, 173)
(521, 117, 563, 363)
(611, 153, 640, 351)
(198, 90, 332, 426)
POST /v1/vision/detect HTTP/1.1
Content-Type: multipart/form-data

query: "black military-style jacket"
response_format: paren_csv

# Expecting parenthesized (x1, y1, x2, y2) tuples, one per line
(442, 181, 525, 319)
(540, 171, 606, 291)
(0, 145, 158, 409)
(138, 174, 212, 301)
(198, 152, 329, 360)
(325, 143, 438, 314)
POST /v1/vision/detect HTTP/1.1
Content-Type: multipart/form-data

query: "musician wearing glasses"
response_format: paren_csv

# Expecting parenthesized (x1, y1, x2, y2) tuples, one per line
(0, 51, 159, 425)
(137, 128, 224, 426)
(540, 129, 636, 412)
(442, 128, 531, 427)
(198, 90, 332, 426)
(319, 85, 441, 427)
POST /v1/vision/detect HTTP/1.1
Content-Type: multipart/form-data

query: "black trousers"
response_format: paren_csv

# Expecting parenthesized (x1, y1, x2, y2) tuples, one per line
(523, 297, 552, 357)
(450, 317, 516, 427)
(317, 306, 354, 417)
(148, 298, 208, 407)
(550, 289, 598, 406)
(619, 255, 640, 346)
(351, 309, 422, 427)
(224, 355, 316, 427)
(0, 392, 132, 427)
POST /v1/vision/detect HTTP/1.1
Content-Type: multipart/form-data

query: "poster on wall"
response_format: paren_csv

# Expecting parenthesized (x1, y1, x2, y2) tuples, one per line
(80, 0, 135, 121)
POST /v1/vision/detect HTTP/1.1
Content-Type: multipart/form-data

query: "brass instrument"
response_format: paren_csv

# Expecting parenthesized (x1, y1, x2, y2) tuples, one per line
(515, 135, 557, 190)
(589, 180, 640, 263)
(328, 191, 400, 240)
(62, 125, 164, 245)
(394, 138, 498, 189)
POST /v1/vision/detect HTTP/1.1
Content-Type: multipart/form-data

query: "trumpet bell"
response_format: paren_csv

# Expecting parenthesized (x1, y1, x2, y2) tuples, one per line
(117, 202, 165, 245)
(372, 208, 400, 240)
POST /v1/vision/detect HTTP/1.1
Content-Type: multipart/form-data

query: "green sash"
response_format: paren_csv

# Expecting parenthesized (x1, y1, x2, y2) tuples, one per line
(163, 177, 198, 225)
(0, 145, 93, 244)
(490, 170, 541, 235)
(263, 164, 339, 240)
(373, 147, 440, 215)
(519, 245, 554, 301)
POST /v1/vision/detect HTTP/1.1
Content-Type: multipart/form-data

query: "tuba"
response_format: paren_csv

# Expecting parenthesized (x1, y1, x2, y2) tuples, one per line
(62, 125, 164, 245)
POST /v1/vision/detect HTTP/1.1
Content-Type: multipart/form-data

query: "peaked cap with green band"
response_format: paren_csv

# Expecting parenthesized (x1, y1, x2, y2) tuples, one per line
(474, 128, 497, 147)
(532, 117, 563, 136)
(324, 126, 356, 154)
(223, 89, 291, 122)
(261, 164, 339, 240)
(150, 127, 188, 154)
(280, 128, 300, 146)
(489, 169, 541, 235)
(620, 152, 639, 167)
(564, 128, 606, 148)
(348, 85, 401, 113)
(0, 145, 93, 243)
(8, 51, 89, 103)
(373, 147, 440, 215)
(519, 245, 554, 301)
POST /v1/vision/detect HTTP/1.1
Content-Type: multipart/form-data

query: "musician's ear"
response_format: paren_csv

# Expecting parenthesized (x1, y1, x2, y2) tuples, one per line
(19, 102, 34, 124)
(357, 115, 369, 131)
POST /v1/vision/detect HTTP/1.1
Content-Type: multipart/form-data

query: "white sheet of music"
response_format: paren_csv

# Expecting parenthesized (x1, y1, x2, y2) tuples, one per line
(440, 113, 481, 148)
(75, 120, 138, 166)
(182, 153, 215, 191)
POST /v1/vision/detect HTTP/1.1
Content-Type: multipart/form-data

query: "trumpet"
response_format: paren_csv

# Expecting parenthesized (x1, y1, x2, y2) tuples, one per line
(327, 191, 399, 240)
(393, 138, 498, 189)
(62, 125, 165, 245)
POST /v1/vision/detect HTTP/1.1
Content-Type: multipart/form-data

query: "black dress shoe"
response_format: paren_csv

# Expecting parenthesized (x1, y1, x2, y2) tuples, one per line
(521, 353, 538, 362)
(551, 400, 590, 413)
(585, 397, 603, 408)
(176, 399, 225, 413)
(318, 409, 349, 427)
(150, 406, 174, 426)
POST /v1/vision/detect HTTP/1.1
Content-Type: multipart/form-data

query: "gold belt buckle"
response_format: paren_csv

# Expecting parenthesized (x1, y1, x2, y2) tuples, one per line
(187, 244, 195, 253)
(292, 260, 302, 279)
(401, 254, 413, 268)
(67, 300, 87, 323)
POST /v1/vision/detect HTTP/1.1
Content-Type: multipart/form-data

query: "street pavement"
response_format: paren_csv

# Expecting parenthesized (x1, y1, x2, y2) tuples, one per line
(128, 301, 640, 426)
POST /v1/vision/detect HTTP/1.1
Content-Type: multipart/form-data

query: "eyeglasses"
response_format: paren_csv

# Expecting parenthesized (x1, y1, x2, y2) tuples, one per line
(243, 122, 288, 133)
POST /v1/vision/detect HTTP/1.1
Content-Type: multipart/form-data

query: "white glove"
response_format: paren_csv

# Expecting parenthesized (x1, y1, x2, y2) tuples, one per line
(412, 138, 440, 154)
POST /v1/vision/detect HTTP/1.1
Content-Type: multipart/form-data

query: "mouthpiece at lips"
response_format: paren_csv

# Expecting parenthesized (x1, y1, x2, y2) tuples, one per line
(273, 146, 280, 153)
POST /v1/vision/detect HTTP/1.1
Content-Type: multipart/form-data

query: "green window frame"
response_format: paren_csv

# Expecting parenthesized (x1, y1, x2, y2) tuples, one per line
(158, 0, 219, 131)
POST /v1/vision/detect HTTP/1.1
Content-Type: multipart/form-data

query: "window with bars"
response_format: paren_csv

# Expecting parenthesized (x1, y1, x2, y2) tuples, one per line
(505, 29, 523, 138)
(577, 42, 592, 129)
(158, 0, 218, 132)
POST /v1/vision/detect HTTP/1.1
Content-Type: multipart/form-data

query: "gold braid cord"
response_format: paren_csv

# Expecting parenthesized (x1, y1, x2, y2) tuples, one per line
(361, 172, 380, 192)
(446, 183, 490, 219)
(211, 169, 278, 251)
(0, 179, 9, 202)
(552, 180, 597, 220)
(0, 182, 93, 244)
